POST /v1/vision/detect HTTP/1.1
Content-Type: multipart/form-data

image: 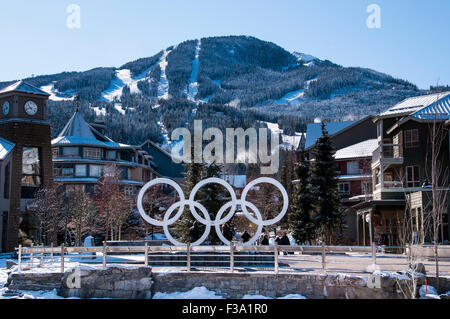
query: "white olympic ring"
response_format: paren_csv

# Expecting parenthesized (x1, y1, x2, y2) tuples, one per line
(137, 177, 289, 246)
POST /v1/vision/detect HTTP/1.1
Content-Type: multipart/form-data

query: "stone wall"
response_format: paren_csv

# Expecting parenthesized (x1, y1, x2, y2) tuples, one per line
(9, 268, 441, 299)
(59, 266, 153, 299)
(152, 272, 403, 299)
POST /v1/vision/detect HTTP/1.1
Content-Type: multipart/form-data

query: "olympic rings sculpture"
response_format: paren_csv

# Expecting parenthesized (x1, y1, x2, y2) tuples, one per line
(137, 177, 289, 246)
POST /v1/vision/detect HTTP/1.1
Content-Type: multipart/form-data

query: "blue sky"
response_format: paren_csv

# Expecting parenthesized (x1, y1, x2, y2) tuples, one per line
(0, 0, 448, 89)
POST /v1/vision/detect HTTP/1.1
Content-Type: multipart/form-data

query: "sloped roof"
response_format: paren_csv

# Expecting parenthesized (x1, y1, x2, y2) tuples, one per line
(305, 121, 355, 149)
(0, 137, 15, 160)
(53, 111, 132, 148)
(334, 139, 378, 160)
(0, 80, 50, 96)
(379, 92, 450, 118)
(411, 93, 450, 120)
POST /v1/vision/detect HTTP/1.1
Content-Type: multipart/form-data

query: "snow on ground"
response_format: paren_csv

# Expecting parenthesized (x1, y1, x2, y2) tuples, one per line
(157, 49, 172, 100)
(91, 105, 107, 117)
(273, 89, 305, 106)
(267, 78, 316, 106)
(153, 287, 225, 299)
(40, 83, 75, 101)
(157, 120, 170, 146)
(101, 69, 146, 102)
(114, 102, 126, 115)
(154, 287, 306, 299)
(185, 39, 201, 102)
(263, 121, 304, 150)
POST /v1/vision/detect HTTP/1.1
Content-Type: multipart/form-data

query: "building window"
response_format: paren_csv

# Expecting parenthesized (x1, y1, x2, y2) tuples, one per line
(338, 183, 350, 194)
(54, 166, 74, 177)
(84, 148, 101, 160)
(3, 163, 10, 199)
(90, 165, 102, 177)
(66, 184, 85, 193)
(406, 166, 420, 187)
(63, 147, 79, 157)
(75, 165, 87, 177)
(106, 150, 117, 160)
(404, 129, 419, 149)
(347, 161, 361, 175)
(362, 182, 373, 195)
(21, 147, 42, 199)
(124, 185, 134, 197)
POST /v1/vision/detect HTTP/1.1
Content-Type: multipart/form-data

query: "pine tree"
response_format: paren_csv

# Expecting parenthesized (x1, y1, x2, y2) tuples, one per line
(278, 150, 295, 229)
(309, 123, 345, 244)
(289, 149, 316, 244)
(172, 155, 205, 243)
(200, 163, 229, 244)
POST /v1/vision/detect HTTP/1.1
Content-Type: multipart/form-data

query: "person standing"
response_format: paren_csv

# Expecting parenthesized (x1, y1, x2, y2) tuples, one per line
(242, 230, 251, 243)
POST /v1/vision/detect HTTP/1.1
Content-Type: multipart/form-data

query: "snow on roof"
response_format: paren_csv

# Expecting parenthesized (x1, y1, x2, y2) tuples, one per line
(305, 121, 355, 149)
(0, 80, 50, 96)
(53, 112, 133, 149)
(334, 139, 379, 160)
(380, 92, 450, 118)
(0, 137, 15, 160)
(411, 93, 450, 120)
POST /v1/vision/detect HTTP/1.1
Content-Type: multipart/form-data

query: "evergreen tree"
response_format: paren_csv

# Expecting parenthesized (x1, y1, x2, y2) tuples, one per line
(309, 123, 345, 244)
(278, 150, 295, 229)
(289, 149, 316, 244)
(172, 152, 205, 243)
(200, 163, 229, 244)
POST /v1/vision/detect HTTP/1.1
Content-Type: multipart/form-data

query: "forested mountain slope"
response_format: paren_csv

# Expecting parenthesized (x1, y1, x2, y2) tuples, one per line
(1, 36, 425, 146)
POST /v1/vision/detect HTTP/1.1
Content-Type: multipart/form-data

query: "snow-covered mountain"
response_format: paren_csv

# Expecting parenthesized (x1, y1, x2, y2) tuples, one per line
(0, 35, 424, 146)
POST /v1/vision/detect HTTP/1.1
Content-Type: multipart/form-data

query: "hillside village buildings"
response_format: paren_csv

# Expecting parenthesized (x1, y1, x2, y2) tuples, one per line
(304, 93, 450, 246)
(52, 110, 158, 198)
(0, 79, 449, 251)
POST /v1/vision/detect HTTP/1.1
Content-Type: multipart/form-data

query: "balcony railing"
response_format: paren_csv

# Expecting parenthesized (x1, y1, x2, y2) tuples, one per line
(372, 144, 404, 166)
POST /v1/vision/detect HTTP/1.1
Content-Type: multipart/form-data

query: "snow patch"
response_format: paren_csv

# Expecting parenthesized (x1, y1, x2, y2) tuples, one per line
(153, 287, 225, 299)
(40, 83, 75, 101)
(185, 39, 201, 102)
(157, 49, 172, 100)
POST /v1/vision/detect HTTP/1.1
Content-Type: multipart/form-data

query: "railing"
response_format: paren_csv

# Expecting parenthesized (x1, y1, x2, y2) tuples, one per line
(372, 144, 404, 165)
(14, 243, 450, 276)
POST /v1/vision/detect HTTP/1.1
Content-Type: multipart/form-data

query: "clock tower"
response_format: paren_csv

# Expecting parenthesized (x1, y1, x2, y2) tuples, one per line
(0, 81, 54, 251)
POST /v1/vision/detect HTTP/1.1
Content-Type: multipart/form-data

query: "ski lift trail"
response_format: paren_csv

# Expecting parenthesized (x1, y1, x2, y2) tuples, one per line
(157, 49, 172, 100)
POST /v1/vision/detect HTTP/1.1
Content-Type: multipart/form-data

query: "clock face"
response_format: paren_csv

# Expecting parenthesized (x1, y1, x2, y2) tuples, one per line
(2, 101, 10, 115)
(24, 101, 38, 116)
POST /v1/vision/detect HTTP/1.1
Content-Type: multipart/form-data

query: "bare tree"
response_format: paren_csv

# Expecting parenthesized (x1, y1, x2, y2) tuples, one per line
(424, 92, 449, 291)
(67, 189, 95, 246)
(95, 164, 132, 241)
(31, 183, 65, 246)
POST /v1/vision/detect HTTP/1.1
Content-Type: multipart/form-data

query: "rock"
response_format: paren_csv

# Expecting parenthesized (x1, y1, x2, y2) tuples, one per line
(1, 289, 24, 298)
(60, 266, 153, 299)
(6, 260, 17, 269)
(439, 293, 450, 299)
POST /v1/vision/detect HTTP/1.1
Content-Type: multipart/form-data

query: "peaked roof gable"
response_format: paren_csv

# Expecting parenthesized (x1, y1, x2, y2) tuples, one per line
(379, 92, 450, 118)
(0, 80, 50, 97)
(305, 121, 355, 149)
(0, 137, 15, 160)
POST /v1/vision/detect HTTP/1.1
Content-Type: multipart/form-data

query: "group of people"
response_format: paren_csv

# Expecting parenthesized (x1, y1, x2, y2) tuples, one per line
(189, 221, 291, 246)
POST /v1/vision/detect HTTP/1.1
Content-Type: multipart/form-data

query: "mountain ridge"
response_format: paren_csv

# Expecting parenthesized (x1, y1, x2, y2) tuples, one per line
(0, 35, 428, 147)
